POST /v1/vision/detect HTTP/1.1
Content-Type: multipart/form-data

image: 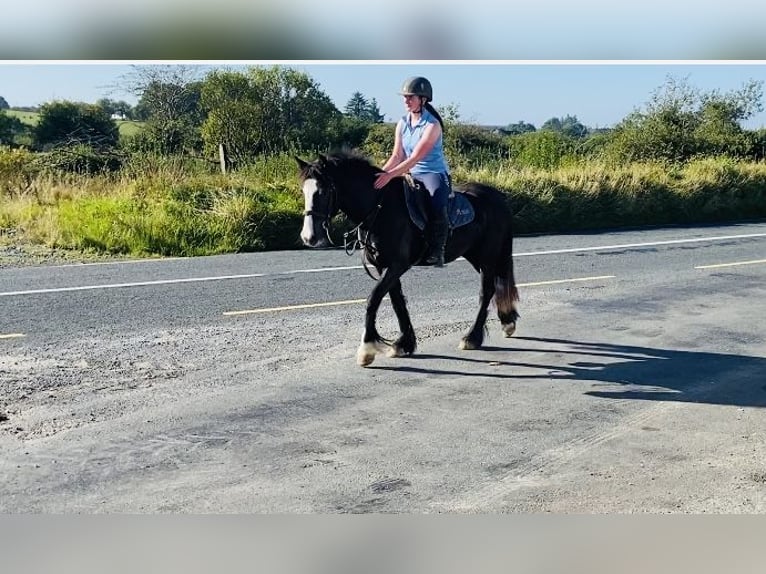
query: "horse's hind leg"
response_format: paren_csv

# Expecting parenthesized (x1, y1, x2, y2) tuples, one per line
(495, 251, 520, 338)
(459, 267, 495, 351)
(497, 293, 519, 338)
(386, 278, 417, 357)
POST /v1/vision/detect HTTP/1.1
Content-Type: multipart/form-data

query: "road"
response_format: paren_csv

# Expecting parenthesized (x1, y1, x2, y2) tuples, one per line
(1, 221, 766, 512)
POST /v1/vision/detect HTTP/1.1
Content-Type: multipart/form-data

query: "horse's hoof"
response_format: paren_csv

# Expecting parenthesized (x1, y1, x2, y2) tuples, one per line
(459, 338, 480, 351)
(356, 341, 379, 366)
(357, 352, 375, 367)
(387, 345, 405, 358)
(502, 323, 516, 338)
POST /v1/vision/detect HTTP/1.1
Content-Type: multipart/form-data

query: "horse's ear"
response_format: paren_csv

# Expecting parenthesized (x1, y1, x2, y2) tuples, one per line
(294, 156, 310, 170)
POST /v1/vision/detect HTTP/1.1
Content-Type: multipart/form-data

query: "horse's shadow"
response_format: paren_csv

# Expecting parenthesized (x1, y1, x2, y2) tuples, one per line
(369, 336, 766, 409)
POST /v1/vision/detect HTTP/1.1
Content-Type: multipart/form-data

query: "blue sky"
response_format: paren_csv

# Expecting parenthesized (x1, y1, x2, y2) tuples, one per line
(2, 62, 766, 129)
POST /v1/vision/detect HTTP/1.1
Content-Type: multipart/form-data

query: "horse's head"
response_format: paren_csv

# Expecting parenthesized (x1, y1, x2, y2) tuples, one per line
(296, 150, 383, 248)
(295, 155, 337, 248)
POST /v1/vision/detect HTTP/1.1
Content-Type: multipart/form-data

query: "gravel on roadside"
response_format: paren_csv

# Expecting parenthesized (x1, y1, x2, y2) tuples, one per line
(0, 232, 154, 269)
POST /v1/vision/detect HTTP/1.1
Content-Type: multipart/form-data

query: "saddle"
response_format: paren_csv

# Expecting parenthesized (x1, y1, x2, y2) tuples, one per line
(402, 174, 475, 231)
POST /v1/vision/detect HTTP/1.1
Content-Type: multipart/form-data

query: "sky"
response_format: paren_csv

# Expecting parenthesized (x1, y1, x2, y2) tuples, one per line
(2, 62, 766, 130)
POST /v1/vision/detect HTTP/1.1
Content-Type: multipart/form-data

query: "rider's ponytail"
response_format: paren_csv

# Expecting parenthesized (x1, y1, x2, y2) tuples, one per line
(424, 102, 445, 132)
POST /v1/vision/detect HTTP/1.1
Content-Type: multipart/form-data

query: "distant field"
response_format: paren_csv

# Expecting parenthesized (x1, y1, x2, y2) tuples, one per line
(116, 120, 143, 136)
(5, 109, 143, 137)
(6, 109, 39, 125)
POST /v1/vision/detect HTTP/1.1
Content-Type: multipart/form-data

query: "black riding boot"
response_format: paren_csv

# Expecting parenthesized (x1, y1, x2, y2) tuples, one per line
(424, 206, 449, 267)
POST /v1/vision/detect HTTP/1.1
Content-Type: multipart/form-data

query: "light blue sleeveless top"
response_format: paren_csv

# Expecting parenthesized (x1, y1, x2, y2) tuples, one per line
(400, 108, 450, 175)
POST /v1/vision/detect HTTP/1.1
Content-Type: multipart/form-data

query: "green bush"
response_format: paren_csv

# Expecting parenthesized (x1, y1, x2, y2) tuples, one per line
(506, 131, 577, 169)
(445, 125, 509, 169)
(0, 146, 39, 196)
(33, 101, 119, 150)
(37, 144, 124, 174)
(361, 123, 394, 163)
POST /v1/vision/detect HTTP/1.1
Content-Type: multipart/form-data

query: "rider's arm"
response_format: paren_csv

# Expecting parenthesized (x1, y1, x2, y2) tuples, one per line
(382, 120, 406, 171)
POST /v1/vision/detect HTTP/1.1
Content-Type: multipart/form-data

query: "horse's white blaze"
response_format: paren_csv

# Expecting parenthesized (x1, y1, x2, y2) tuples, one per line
(300, 178, 319, 245)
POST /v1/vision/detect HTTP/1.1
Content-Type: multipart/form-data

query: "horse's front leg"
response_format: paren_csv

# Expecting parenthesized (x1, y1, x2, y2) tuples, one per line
(386, 278, 417, 358)
(357, 266, 407, 367)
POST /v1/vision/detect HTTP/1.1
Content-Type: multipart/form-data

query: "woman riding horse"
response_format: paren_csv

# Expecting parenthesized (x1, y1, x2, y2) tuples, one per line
(297, 150, 520, 367)
(374, 76, 451, 267)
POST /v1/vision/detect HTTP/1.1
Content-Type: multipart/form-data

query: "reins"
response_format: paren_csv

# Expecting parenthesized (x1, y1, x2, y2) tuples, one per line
(343, 190, 384, 280)
(302, 157, 389, 281)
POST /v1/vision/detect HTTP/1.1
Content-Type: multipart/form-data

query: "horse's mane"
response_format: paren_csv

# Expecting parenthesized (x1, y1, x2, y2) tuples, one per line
(322, 149, 381, 177)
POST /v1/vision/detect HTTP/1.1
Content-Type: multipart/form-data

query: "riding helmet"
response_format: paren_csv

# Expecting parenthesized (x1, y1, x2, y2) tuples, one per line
(399, 76, 433, 102)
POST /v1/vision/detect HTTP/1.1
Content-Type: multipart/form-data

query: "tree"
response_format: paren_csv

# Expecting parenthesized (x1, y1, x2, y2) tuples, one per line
(95, 98, 134, 119)
(0, 96, 9, 110)
(606, 76, 764, 162)
(540, 117, 562, 132)
(95, 98, 118, 116)
(123, 65, 205, 153)
(0, 110, 25, 144)
(33, 101, 119, 149)
(366, 98, 385, 123)
(200, 66, 339, 161)
(344, 92, 368, 118)
(344, 92, 385, 123)
(694, 81, 763, 156)
(504, 121, 536, 135)
(541, 115, 588, 138)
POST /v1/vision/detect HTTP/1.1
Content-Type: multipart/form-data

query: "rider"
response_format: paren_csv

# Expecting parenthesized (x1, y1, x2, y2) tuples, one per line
(373, 76, 451, 267)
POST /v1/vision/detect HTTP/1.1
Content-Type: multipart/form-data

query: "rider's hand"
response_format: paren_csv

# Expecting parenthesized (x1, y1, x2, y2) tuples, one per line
(374, 171, 393, 189)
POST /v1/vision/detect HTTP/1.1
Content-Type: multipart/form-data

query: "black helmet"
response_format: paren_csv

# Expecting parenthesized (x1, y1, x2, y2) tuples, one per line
(399, 76, 433, 102)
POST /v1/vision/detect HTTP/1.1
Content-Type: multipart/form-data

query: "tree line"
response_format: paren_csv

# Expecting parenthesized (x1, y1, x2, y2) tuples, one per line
(1, 66, 765, 170)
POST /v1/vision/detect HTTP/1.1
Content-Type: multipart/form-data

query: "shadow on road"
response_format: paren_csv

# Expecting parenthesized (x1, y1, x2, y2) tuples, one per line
(371, 336, 766, 408)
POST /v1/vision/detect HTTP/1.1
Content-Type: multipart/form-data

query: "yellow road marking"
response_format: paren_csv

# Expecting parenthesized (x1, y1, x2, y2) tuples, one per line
(224, 298, 368, 316)
(695, 259, 766, 270)
(224, 275, 615, 316)
(0, 333, 25, 339)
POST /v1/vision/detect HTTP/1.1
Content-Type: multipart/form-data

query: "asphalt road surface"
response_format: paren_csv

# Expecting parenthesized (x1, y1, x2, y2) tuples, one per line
(2, 221, 766, 512)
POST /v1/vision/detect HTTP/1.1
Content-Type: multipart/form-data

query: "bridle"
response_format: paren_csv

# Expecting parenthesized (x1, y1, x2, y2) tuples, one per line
(302, 171, 386, 280)
(302, 178, 338, 246)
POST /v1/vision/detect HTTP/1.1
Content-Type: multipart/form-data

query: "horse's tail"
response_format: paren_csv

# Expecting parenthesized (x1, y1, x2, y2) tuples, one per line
(494, 227, 520, 331)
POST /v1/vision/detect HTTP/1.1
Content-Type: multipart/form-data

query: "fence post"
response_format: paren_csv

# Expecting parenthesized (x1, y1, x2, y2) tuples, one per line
(219, 143, 228, 175)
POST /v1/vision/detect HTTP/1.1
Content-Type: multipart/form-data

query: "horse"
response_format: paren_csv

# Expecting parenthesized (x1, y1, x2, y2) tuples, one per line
(295, 150, 519, 367)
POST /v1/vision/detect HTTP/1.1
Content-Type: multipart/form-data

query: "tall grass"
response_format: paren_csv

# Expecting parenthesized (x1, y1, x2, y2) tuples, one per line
(0, 150, 304, 255)
(472, 157, 766, 234)
(1, 148, 765, 256)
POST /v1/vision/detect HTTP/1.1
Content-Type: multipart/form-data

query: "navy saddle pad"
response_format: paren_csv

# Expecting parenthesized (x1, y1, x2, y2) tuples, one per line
(403, 179, 475, 231)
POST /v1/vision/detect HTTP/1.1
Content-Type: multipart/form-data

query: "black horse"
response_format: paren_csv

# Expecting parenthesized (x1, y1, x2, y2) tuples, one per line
(296, 150, 519, 367)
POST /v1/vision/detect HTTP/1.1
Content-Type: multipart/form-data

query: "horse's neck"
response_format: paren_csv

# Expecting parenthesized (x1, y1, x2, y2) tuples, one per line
(339, 179, 382, 224)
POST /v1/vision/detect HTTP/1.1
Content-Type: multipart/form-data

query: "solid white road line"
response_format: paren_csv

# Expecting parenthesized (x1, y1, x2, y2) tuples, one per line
(695, 258, 766, 270)
(515, 232, 766, 257)
(519, 275, 615, 287)
(1, 231, 763, 297)
(0, 273, 266, 297)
